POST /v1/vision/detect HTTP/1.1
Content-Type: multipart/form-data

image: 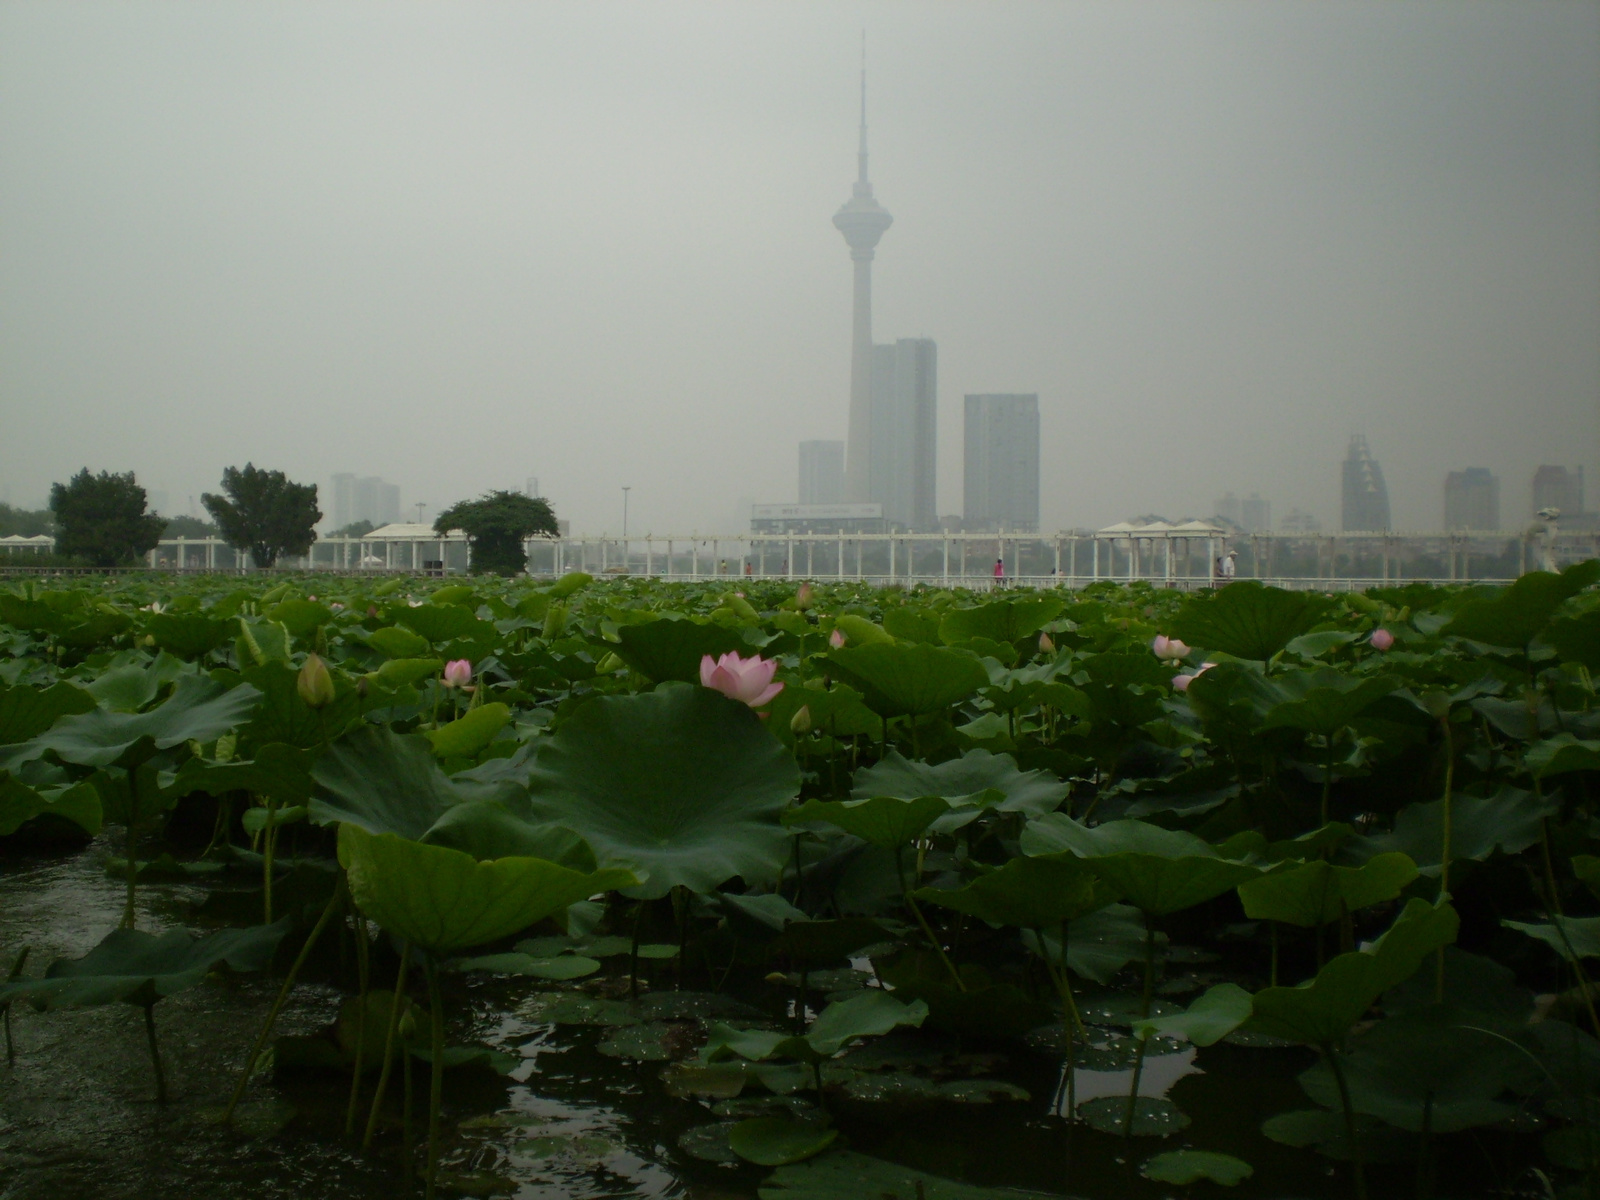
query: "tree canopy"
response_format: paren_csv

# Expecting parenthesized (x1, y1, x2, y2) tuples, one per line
(49, 469, 164, 567)
(435, 490, 558, 576)
(202, 464, 320, 568)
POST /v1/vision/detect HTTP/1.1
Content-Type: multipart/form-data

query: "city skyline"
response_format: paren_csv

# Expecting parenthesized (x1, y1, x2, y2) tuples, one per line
(2, 4, 1595, 536)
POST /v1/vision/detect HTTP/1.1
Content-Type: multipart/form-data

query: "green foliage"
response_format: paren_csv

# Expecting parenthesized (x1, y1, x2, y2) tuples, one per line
(49, 468, 164, 567)
(1141, 1150, 1254, 1186)
(202, 463, 321, 568)
(434, 489, 558, 576)
(1168, 581, 1334, 662)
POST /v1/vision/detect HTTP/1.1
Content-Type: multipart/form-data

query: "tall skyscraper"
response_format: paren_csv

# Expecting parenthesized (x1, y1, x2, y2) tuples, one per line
(331, 473, 356, 529)
(870, 339, 937, 529)
(1532, 465, 1584, 518)
(1341, 435, 1391, 531)
(1240, 493, 1271, 534)
(833, 57, 893, 505)
(798, 440, 845, 505)
(1444, 468, 1499, 530)
(332, 473, 400, 528)
(964, 393, 1039, 533)
(525, 476, 541, 499)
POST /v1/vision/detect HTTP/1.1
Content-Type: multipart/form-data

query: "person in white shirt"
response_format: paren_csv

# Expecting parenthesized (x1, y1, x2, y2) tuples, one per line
(1221, 550, 1237, 580)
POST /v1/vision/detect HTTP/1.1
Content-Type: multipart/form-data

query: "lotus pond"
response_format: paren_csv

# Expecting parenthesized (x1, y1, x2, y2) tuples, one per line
(3, 567, 1600, 1200)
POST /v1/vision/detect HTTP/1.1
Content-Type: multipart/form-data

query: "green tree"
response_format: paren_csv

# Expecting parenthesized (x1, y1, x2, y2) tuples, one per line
(0, 503, 54, 538)
(434, 490, 558, 576)
(202, 464, 321, 568)
(160, 515, 218, 539)
(48, 469, 164, 567)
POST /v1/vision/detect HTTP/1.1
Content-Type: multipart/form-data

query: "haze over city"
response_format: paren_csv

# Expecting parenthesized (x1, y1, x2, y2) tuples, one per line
(2, 1, 1596, 536)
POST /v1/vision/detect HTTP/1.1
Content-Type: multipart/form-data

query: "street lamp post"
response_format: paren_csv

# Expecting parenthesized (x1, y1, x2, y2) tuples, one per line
(622, 487, 631, 572)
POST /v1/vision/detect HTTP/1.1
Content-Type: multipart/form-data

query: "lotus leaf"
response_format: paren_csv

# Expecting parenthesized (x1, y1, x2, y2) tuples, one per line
(1078, 1095, 1189, 1136)
(337, 823, 639, 952)
(1545, 608, 1600, 670)
(1256, 669, 1402, 736)
(236, 618, 292, 666)
(233, 663, 360, 751)
(881, 606, 942, 644)
(1442, 560, 1600, 649)
(1141, 1150, 1253, 1187)
(765, 683, 883, 744)
(1260, 1109, 1413, 1163)
(311, 725, 463, 838)
(1503, 915, 1600, 962)
(612, 616, 749, 684)
(1248, 899, 1459, 1045)
(453, 952, 600, 980)
(912, 853, 1110, 929)
(524, 685, 799, 897)
(1237, 853, 1418, 928)
(1130, 983, 1252, 1047)
(1346, 786, 1558, 875)
(366, 626, 432, 659)
(758, 1150, 1061, 1200)
(0, 776, 101, 836)
(394, 603, 491, 646)
(424, 703, 510, 759)
(421, 801, 596, 869)
(84, 655, 188, 712)
(0, 680, 96, 745)
(938, 596, 1064, 645)
(706, 990, 928, 1063)
(853, 749, 1067, 816)
(1524, 734, 1600, 777)
(729, 1116, 837, 1166)
(785, 795, 950, 850)
(267, 598, 331, 638)
(830, 614, 894, 646)
(370, 657, 445, 687)
(824, 643, 989, 717)
(1168, 581, 1334, 662)
(1020, 816, 1263, 916)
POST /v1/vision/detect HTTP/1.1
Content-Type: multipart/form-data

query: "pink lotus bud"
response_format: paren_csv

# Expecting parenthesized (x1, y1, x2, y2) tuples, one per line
(1152, 635, 1191, 662)
(795, 583, 815, 610)
(829, 628, 846, 649)
(1172, 673, 1195, 692)
(699, 651, 784, 708)
(442, 659, 473, 689)
(1039, 632, 1055, 654)
(1370, 628, 1394, 651)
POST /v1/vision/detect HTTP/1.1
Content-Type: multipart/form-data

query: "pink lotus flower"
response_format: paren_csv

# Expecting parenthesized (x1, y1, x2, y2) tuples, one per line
(699, 651, 784, 707)
(1370, 628, 1394, 651)
(795, 583, 815, 610)
(1152, 635, 1191, 662)
(829, 628, 846, 649)
(1038, 632, 1055, 654)
(1171, 661, 1217, 692)
(442, 659, 473, 689)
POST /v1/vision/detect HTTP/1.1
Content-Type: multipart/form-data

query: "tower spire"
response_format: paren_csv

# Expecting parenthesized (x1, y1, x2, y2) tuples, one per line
(857, 35, 869, 190)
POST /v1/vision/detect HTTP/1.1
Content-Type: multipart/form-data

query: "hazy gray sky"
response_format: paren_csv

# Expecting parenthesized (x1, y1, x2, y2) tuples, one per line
(3, 1, 1596, 535)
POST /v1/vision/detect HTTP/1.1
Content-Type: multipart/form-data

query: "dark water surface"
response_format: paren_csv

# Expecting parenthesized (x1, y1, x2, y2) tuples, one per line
(0, 838, 1514, 1200)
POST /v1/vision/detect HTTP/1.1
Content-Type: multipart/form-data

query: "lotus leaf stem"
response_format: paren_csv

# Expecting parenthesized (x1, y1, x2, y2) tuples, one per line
(362, 941, 412, 1151)
(425, 959, 445, 1200)
(1436, 713, 1455, 1001)
(904, 892, 965, 992)
(628, 901, 644, 999)
(1120, 1033, 1148, 1138)
(4, 946, 28, 1067)
(142, 1003, 166, 1104)
(261, 796, 280, 924)
(1321, 1040, 1367, 1200)
(223, 875, 346, 1125)
(403, 1023, 415, 1178)
(344, 909, 371, 1137)
(121, 771, 140, 930)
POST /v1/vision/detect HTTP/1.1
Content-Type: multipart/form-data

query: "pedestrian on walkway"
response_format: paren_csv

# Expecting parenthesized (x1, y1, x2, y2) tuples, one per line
(992, 557, 1005, 588)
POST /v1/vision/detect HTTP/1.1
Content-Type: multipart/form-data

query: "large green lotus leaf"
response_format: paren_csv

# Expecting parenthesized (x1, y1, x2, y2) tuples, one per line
(613, 617, 750, 684)
(311, 725, 462, 838)
(1442, 560, 1600, 649)
(1524, 734, 1600, 778)
(758, 1150, 1061, 1200)
(1131, 983, 1252, 1047)
(233, 662, 362, 752)
(785, 795, 950, 851)
(830, 614, 894, 646)
(145, 612, 235, 659)
(0, 775, 102, 836)
(0, 594, 74, 635)
(852, 749, 1067, 817)
(729, 1116, 837, 1167)
(167, 741, 313, 805)
(369, 657, 445, 688)
(1248, 899, 1459, 1045)
(706, 990, 928, 1062)
(912, 853, 1110, 929)
(84, 654, 190, 713)
(524, 685, 799, 898)
(266, 599, 332, 639)
(0, 919, 290, 1009)
(1297, 1008, 1525, 1133)
(424, 703, 511, 759)
(1062, 903, 1152, 985)
(1260, 1109, 1413, 1164)
(392, 603, 491, 646)
(1545, 609, 1600, 671)
(366, 625, 432, 659)
(1238, 853, 1418, 928)
(236, 618, 293, 666)
(938, 596, 1065, 646)
(14, 675, 262, 769)
(824, 643, 989, 717)
(1256, 669, 1403, 736)
(881, 606, 942, 644)
(1020, 815, 1262, 916)
(1346, 786, 1558, 876)
(1141, 1150, 1253, 1187)
(1168, 582, 1334, 662)
(338, 824, 638, 953)
(421, 800, 596, 871)
(0, 681, 95, 744)
(1502, 915, 1600, 962)
(764, 683, 883, 745)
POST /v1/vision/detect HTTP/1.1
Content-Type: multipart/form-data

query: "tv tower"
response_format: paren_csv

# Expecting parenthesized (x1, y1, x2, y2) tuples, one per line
(832, 45, 893, 504)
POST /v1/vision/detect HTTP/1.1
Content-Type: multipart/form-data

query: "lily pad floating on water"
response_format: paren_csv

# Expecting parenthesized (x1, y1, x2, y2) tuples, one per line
(677, 1120, 743, 1164)
(517, 992, 639, 1027)
(1078, 1095, 1190, 1137)
(729, 1115, 839, 1166)
(596, 1021, 695, 1062)
(758, 1150, 1064, 1199)
(453, 952, 601, 980)
(1140, 1150, 1253, 1187)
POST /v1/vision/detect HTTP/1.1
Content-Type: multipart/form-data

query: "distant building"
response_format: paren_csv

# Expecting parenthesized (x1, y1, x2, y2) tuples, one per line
(964, 393, 1040, 533)
(865, 338, 937, 530)
(798, 441, 845, 506)
(525, 476, 540, 499)
(332, 473, 401, 529)
(1341, 435, 1391, 531)
(751, 503, 885, 535)
(1532, 465, 1584, 519)
(1281, 508, 1322, 535)
(1214, 492, 1241, 528)
(1444, 468, 1499, 530)
(1241, 493, 1270, 534)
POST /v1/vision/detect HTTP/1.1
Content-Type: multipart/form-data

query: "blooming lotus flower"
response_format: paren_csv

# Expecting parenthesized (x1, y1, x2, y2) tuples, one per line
(1152, 635, 1191, 662)
(297, 654, 335, 709)
(1172, 661, 1218, 692)
(442, 659, 473, 689)
(699, 651, 784, 707)
(1038, 632, 1055, 654)
(1370, 628, 1395, 651)
(795, 583, 815, 611)
(829, 628, 847, 649)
